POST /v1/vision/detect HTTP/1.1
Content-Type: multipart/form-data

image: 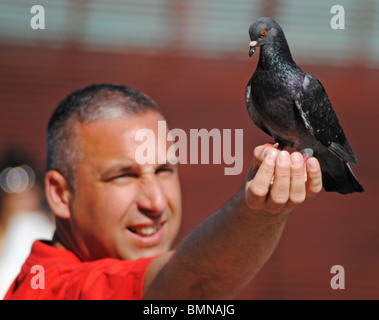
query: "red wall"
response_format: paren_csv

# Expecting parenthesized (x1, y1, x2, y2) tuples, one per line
(1, 44, 378, 299)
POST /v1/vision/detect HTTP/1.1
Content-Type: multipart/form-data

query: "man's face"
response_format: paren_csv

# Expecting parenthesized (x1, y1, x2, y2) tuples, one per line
(67, 111, 182, 261)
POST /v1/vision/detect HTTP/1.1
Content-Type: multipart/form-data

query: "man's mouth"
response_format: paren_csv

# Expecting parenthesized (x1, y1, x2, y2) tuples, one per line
(127, 222, 165, 237)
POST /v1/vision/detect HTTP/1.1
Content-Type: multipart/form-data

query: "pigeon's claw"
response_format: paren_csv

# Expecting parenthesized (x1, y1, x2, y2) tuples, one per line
(264, 142, 280, 149)
(301, 148, 314, 160)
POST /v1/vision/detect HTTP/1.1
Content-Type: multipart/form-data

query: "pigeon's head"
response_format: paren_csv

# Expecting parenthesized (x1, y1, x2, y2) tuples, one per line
(248, 17, 283, 57)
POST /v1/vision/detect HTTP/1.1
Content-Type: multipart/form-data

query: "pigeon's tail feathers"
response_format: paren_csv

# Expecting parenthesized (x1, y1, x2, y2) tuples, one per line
(329, 141, 357, 165)
(318, 152, 364, 194)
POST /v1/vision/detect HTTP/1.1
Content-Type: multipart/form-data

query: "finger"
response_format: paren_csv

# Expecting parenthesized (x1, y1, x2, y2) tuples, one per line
(266, 150, 291, 214)
(305, 157, 323, 198)
(245, 149, 278, 210)
(287, 152, 306, 208)
(249, 144, 278, 179)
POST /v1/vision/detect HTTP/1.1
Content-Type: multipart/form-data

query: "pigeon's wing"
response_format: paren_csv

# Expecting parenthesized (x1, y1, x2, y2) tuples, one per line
(246, 78, 271, 137)
(294, 73, 357, 164)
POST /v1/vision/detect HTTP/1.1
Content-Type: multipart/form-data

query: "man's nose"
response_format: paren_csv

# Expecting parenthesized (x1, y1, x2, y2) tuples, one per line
(137, 176, 168, 218)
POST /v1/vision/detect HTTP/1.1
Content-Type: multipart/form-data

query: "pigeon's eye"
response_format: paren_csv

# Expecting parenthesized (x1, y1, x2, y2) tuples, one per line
(261, 30, 267, 36)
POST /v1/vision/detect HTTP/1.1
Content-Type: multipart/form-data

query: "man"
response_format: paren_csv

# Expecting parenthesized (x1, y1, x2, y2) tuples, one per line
(4, 83, 322, 299)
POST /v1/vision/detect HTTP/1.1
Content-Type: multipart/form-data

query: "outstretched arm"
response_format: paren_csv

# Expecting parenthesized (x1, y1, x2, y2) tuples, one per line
(143, 145, 322, 299)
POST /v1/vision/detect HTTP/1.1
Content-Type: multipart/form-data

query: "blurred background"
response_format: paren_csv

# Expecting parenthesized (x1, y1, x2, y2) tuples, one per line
(0, 0, 378, 299)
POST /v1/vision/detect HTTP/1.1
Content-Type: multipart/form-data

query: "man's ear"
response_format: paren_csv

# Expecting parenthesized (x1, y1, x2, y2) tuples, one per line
(45, 170, 72, 219)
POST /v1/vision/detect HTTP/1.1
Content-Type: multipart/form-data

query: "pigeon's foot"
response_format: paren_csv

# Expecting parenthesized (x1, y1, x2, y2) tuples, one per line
(264, 142, 281, 149)
(301, 148, 314, 159)
(300, 148, 314, 182)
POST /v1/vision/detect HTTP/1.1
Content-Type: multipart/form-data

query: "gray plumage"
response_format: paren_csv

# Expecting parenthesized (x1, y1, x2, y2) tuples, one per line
(246, 17, 364, 194)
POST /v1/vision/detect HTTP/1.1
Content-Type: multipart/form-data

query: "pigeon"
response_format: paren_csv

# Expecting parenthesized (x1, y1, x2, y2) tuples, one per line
(246, 17, 364, 194)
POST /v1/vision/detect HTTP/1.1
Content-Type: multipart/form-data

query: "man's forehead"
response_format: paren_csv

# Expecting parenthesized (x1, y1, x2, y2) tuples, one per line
(75, 111, 167, 154)
(73, 112, 177, 172)
(78, 110, 164, 132)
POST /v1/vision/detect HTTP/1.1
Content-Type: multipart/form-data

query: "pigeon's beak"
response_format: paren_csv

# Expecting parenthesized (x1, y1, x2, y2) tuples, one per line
(249, 41, 258, 57)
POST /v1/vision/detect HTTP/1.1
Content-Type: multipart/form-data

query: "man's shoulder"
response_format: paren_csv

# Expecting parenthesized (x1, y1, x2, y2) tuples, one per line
(4, 240, 154, 300)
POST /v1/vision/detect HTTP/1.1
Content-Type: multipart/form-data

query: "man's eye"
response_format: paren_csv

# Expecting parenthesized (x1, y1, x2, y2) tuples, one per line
(108, 172, 138, 181)
(155, 166, 175, 175)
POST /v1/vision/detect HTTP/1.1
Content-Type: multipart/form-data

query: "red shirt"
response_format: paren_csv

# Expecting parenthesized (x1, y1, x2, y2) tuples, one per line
(4, 240, 154, 300)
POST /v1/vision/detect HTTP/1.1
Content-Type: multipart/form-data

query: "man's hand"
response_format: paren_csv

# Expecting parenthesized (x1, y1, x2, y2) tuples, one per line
(245, 145, 322, 215)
